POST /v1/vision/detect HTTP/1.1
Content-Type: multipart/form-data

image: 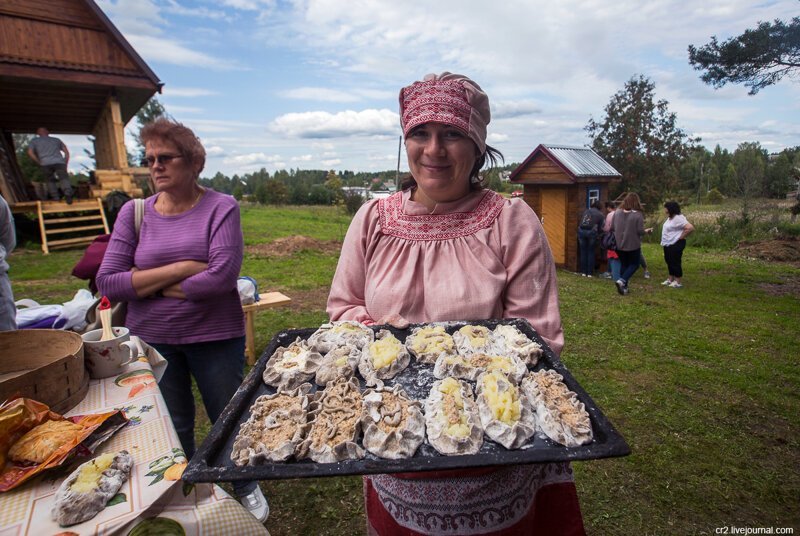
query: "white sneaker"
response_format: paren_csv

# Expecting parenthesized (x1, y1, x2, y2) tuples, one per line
(661, 279, 672, 286)
(239, 485, 269, 523)
(669, 281, 683, 288)
(644, 271, 651, 279)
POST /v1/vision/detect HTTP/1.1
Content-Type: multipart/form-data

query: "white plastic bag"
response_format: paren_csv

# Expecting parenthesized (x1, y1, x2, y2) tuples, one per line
(54, 289, 96, 331)
(237, 277, 259, 305)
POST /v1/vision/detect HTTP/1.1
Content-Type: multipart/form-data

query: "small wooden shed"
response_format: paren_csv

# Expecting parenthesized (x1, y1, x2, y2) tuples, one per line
(510, 144, 621, 271)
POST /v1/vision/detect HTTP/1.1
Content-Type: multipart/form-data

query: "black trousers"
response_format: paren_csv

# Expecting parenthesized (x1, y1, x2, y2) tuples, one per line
(663, 239, 686, 277)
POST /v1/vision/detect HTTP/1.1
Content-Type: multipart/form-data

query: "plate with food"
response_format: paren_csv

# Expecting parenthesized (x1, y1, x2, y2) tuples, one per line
(184, 318, 629, 483)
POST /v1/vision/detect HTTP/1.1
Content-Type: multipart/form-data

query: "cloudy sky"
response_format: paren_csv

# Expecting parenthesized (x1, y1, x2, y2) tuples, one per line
(64, 0, 799, 178)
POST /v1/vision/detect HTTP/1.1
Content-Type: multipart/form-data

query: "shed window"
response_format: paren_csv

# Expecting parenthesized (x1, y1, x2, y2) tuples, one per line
(587, 188, 600, 207)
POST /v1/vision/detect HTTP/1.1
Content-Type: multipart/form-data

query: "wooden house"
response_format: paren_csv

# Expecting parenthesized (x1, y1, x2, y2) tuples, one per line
(510, 144, 621, 272)
(0, 0, 161, 251)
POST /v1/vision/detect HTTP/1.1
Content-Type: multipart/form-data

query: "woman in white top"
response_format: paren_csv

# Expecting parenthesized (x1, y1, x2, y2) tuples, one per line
(660, 201, 694, 288)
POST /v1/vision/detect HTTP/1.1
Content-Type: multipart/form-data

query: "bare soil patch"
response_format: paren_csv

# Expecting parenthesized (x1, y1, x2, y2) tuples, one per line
(285, 287, 330, 311)
(246, 235, 342, 257)
(736, 236, 800, 264)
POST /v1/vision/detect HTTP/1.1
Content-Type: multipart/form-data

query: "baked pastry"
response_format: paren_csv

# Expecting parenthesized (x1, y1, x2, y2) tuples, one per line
(297, 376, 365, 463)
(51, 450, 133, 526)
(452, 324, 493, 355)
(263, 338, 323, 391)
(8, 419, 84, 464)
(307, 321, 374, 354)
(405, 325, 456, 365)
(315, 345, 360, 386)
(475, 371, 536, 449)
(521, 370, 593, 447)
(424, 377, 483, 456)
(433, 351, 528, 383)
(358, 329, 411, 387)
(231, 384, 311, 465)
(491, 324, 543, 366)
(361, 385, 425, 459)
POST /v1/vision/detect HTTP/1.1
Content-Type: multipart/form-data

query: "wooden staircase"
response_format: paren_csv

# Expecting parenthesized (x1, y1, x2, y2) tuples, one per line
(36, 198, 110, 254)
(90, 168, 145, 198)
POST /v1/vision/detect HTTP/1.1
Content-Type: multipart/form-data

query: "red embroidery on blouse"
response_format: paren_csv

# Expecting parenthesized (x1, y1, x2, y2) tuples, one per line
(378, 190, 506, 241)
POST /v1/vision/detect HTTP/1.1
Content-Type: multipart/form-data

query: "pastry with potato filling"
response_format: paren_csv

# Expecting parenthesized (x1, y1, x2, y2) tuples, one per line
(491, 324, 543, 366)
(360, 385, 425, 459)
(476, 371, 536, 449)
(315, 345, 361, 386)
(307, 320, 374, 354)
(521, 370, 593, 447)
(231, 384, 311, 465)
(297, 376, 365, 463)
(405, 325, 456, 364)
(51, 451, 133, 527)
(433, 350, 527, 383)
(263, 338, 323, 391)
(424, 377, 483, 455)
(358, 329, 411, 386)
(452, 324, 493, 355)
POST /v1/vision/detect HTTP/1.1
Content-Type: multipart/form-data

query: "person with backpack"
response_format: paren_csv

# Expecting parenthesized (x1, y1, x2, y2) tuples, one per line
(600, 201, 621, 281)
(577, 200, 605, 277)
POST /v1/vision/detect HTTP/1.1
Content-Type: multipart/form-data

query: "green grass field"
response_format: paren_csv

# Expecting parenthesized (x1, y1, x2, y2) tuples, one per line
(8, 203, 799, 535)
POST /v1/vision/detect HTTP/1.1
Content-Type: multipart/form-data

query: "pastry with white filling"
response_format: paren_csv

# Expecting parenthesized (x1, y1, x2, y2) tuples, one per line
(315, 345, 361, 386)
(491, 324, 543, 366)
(307, 320, 374, 354)
(424, 377, 483, 455)
(297, 376, 365, 463)
(405, 325, 456, 365)
(51, 450, 133, 527)
(452, 324, 493, 355)
(360, 385, 425, 459)
(358, 329, 411, 387)
(231, 384, 311, 465)
(476, 370, 536, 449)
(263, 338, 323, 391)
(521, 370, 593, 447)
(433, 351, 528, 383)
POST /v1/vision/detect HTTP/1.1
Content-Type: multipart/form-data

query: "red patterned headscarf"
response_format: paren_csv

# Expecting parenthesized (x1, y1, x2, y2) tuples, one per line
(399, 72, 491, 154)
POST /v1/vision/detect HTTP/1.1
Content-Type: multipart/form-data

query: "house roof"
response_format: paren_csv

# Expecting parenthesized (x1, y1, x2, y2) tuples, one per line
(510, 144, 621, 182)
(0, 0, 161, 134)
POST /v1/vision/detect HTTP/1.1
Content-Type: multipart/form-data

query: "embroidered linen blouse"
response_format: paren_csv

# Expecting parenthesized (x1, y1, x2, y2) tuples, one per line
(327, 188, 564, 355)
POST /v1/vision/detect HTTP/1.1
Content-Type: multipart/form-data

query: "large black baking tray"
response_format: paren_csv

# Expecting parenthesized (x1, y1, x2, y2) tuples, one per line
(183, 318, 630, 483)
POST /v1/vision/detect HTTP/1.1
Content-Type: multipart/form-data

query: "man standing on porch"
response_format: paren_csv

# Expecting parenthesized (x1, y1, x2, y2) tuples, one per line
(27, 127, 73, 204)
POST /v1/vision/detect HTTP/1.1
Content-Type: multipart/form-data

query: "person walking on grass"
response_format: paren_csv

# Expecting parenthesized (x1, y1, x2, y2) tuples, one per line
(660, 200, 695, 288)
(612, 192, 651, 295)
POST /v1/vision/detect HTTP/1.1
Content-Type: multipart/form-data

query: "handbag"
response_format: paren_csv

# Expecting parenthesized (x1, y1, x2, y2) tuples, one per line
(84, 199, 145, 331)
(601, 230, 617, 251)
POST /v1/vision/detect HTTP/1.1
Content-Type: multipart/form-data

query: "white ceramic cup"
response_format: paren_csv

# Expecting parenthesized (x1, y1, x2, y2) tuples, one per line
(81, 327, 138, 379)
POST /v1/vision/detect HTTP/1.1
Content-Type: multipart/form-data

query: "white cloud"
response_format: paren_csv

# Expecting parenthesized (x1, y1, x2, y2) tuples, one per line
(291, 154, 313, 161)
(164, 87, 219, 98)
(223, 152, 283, 168)
(321, 158, 342, 166)
(488, 133, 509, 143)
(280, 87, 395, 102)
(206, 146, 226, 156)
(269, 109, 398, 138)
(166, 105, 204, 114)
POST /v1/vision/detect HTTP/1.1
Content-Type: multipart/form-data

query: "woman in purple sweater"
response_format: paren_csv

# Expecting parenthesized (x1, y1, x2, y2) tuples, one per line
(96, 119, 268, 523)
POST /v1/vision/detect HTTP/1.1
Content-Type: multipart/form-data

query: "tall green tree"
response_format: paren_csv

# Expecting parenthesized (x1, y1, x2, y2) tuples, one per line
(585, 75, 698, 208)
(688, 17, 800, 95)
(132, 97, 168, 164)
(732, 142, 767, 223)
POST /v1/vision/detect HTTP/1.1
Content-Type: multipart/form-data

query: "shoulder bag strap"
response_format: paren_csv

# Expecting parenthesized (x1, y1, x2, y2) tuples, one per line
(134, 198, 145, 238)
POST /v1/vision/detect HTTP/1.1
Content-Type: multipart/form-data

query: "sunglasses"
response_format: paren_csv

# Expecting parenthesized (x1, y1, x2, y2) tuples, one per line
(145, 154, 183, 167)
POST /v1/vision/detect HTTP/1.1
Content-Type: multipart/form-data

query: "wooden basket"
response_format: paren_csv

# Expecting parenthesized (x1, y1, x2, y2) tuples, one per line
(0, 330, 88, 414)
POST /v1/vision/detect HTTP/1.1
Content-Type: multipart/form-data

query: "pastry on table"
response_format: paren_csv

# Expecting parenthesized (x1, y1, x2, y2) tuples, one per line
(476, 370, 536, 449)
(297, 376, 365, 463)
(491, 324, 543, 366)
(8, 419, 84, 464)
(405, 325, 456, 365)
(51, 450, 133, 527)
(358, 329, 411, 387)
(521, 370, 593, 447)
(360, 385, 425, 459)
(424, 377, 483, 456)
(263, 337, 323, 391)
(231, 384, 311, 465)
(452, 324, 493, 355)
(315, 345, 361, 386)
(433, 351, 528, 383)
(307, 320, 374, 354)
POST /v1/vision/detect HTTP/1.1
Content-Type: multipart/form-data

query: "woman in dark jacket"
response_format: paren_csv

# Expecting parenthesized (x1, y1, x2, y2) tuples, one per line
(611, 192, 646, 295)
(577, 200, 605, 277)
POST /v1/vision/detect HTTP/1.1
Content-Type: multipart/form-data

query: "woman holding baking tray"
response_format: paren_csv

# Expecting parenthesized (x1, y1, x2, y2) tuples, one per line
(327, 73, 585, 535)
(96, 118, 268, 523)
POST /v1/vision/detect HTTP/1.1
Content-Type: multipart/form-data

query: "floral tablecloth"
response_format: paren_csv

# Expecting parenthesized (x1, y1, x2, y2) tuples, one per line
(0, 353, 267, 535)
